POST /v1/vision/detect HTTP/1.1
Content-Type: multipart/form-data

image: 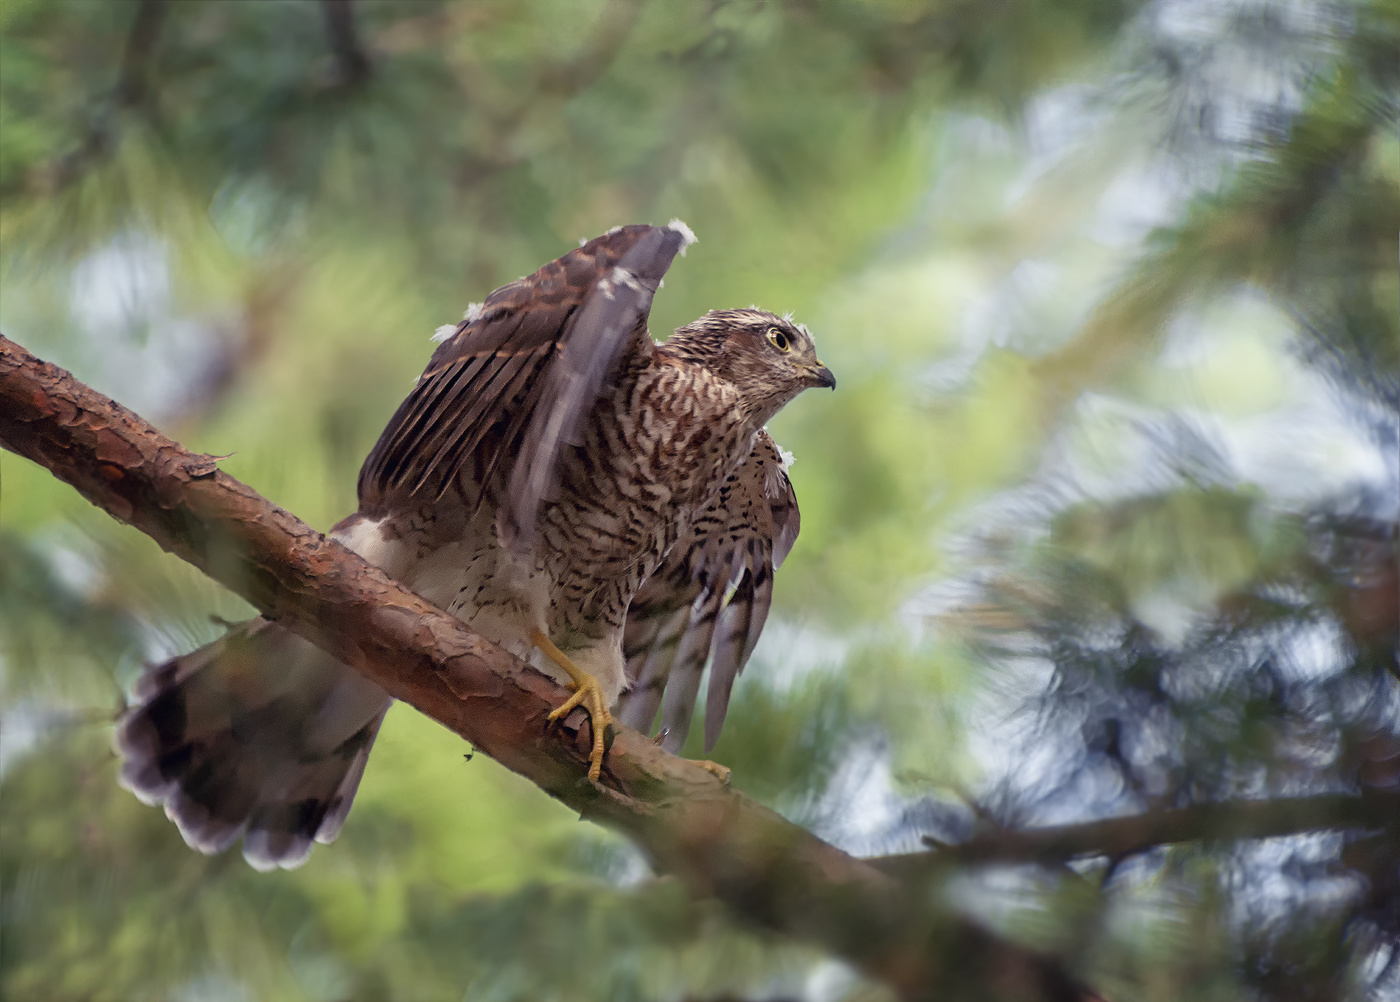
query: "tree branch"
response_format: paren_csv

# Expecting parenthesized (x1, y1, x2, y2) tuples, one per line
(0, 333, 1097, 1002)
(32, 0, 168, 195)
(538, 0, 644, 96)
(114, 0, 169, 109)
(319, 0, 373, 89)
(866, 791, 1399, 879)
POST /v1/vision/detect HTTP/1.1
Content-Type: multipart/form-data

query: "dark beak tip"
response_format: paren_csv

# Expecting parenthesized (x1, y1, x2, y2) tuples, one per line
(819, 368, 837, 390)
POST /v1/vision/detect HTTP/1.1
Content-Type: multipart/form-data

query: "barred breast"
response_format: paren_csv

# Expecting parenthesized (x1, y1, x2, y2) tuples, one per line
(538, 355, 755, 642)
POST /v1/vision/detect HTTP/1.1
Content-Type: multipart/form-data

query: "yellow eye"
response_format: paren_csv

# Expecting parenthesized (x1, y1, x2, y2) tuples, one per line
(765, 327, 791, 353)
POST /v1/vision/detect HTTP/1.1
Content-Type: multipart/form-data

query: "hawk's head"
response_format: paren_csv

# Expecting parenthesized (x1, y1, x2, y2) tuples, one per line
(665, 308, 835, 425)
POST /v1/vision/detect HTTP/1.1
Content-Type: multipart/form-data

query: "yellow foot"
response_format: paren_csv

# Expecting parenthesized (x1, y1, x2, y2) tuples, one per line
(532, 629, 613, 782)
(696, 760, 731, 785)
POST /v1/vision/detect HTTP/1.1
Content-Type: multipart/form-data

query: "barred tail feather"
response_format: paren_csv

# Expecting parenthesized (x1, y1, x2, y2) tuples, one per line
(617, 606, 690, 736)
(116, 619, 391, 870)
(657, 587, 725, 753)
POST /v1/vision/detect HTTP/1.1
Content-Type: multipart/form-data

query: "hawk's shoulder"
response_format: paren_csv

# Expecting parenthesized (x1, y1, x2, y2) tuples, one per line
(357, 224, 691, 537)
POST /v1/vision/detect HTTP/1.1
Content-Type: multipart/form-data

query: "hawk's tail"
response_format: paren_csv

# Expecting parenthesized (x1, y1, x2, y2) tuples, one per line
(116, 619, 392, 871)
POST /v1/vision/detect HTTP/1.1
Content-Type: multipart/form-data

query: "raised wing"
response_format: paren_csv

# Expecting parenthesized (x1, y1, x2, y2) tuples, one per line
(357, 224, 691, 548)
(616, 431, 800, 753)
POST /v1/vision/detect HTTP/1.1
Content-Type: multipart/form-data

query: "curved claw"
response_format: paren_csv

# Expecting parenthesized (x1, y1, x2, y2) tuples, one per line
(532, 630, 614, 782)
(545, 670, 612, 781)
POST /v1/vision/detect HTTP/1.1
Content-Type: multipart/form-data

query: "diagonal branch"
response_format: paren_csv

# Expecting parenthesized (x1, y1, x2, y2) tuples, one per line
(866, 791, 1400, 879)
(0, 333, 1098, 1002)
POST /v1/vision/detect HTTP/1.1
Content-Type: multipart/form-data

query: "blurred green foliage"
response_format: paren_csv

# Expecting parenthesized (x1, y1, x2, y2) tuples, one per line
(2, 1, 1396, 1000)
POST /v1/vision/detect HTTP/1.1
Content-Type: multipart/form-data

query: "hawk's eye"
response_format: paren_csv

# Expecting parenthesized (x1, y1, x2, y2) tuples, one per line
(765, 327, 791, 353)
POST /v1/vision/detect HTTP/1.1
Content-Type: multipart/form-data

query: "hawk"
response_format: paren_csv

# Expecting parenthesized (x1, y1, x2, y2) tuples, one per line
(117, 222, 834, 869)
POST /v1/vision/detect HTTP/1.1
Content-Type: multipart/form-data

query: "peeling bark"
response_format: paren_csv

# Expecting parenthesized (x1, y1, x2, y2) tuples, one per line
(0, 333, 1096, 1002)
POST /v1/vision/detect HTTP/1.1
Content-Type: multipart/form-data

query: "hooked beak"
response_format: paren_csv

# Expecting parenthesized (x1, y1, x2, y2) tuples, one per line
(806, 361, 837, 390)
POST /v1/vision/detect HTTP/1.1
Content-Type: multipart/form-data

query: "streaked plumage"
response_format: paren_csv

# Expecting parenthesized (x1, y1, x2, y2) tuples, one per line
(117, 223, 833, 869)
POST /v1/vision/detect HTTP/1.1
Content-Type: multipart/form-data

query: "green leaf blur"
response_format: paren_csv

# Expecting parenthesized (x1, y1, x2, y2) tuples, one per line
(2, 1, 1396, 1000)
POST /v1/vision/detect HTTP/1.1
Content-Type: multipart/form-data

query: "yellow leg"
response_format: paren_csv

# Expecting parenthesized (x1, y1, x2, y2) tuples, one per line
(531, 629, 613, 782)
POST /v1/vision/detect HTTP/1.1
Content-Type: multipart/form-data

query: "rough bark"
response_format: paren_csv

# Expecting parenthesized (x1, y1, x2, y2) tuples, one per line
(0, 333, 1096, 1002)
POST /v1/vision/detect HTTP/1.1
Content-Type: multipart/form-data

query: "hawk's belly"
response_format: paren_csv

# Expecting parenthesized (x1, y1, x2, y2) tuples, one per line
(535, 362, 754, 643)
(335, 497, 674, 707)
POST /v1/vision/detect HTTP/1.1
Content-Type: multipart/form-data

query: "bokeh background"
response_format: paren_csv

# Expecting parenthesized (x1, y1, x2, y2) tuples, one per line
(1, 1, 1396, 1000)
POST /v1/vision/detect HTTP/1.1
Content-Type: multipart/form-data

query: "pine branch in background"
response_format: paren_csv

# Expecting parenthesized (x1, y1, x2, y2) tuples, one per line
(33, 0, 168, 196)
(538, 0, 645, 97)
(319, 0, 372, 90)
(867, 790, 1400, 876)
(1030, 10, 1400, 415)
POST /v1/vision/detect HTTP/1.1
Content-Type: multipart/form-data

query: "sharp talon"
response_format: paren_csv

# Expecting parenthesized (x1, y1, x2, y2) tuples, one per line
(531, 630, 613, 782)
(547, 687, 587, 723)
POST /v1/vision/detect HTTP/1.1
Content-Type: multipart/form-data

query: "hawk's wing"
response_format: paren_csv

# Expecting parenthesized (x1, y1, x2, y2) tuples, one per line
(358, 224, 691, 548)
(617, 430, 800, 753)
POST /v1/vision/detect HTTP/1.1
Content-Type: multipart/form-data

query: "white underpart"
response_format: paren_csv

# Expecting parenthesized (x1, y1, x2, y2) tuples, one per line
(429, 537, 628, 705)
(332, 515, 629, 706)
(778, 444, 796, 471)
(667, 218, 697, 253)
(332, 516, 410, 579)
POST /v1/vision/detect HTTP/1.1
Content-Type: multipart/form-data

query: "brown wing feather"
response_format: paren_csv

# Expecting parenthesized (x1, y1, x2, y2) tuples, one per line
(357, 225, 689, 525)
(617, 430, 800, 753)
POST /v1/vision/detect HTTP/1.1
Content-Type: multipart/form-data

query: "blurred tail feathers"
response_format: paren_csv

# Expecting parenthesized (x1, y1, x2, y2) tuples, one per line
(116, 619, 392, 871)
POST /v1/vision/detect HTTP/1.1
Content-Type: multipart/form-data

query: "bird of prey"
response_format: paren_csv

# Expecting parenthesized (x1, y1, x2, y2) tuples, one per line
(117, 222, 835, 870)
